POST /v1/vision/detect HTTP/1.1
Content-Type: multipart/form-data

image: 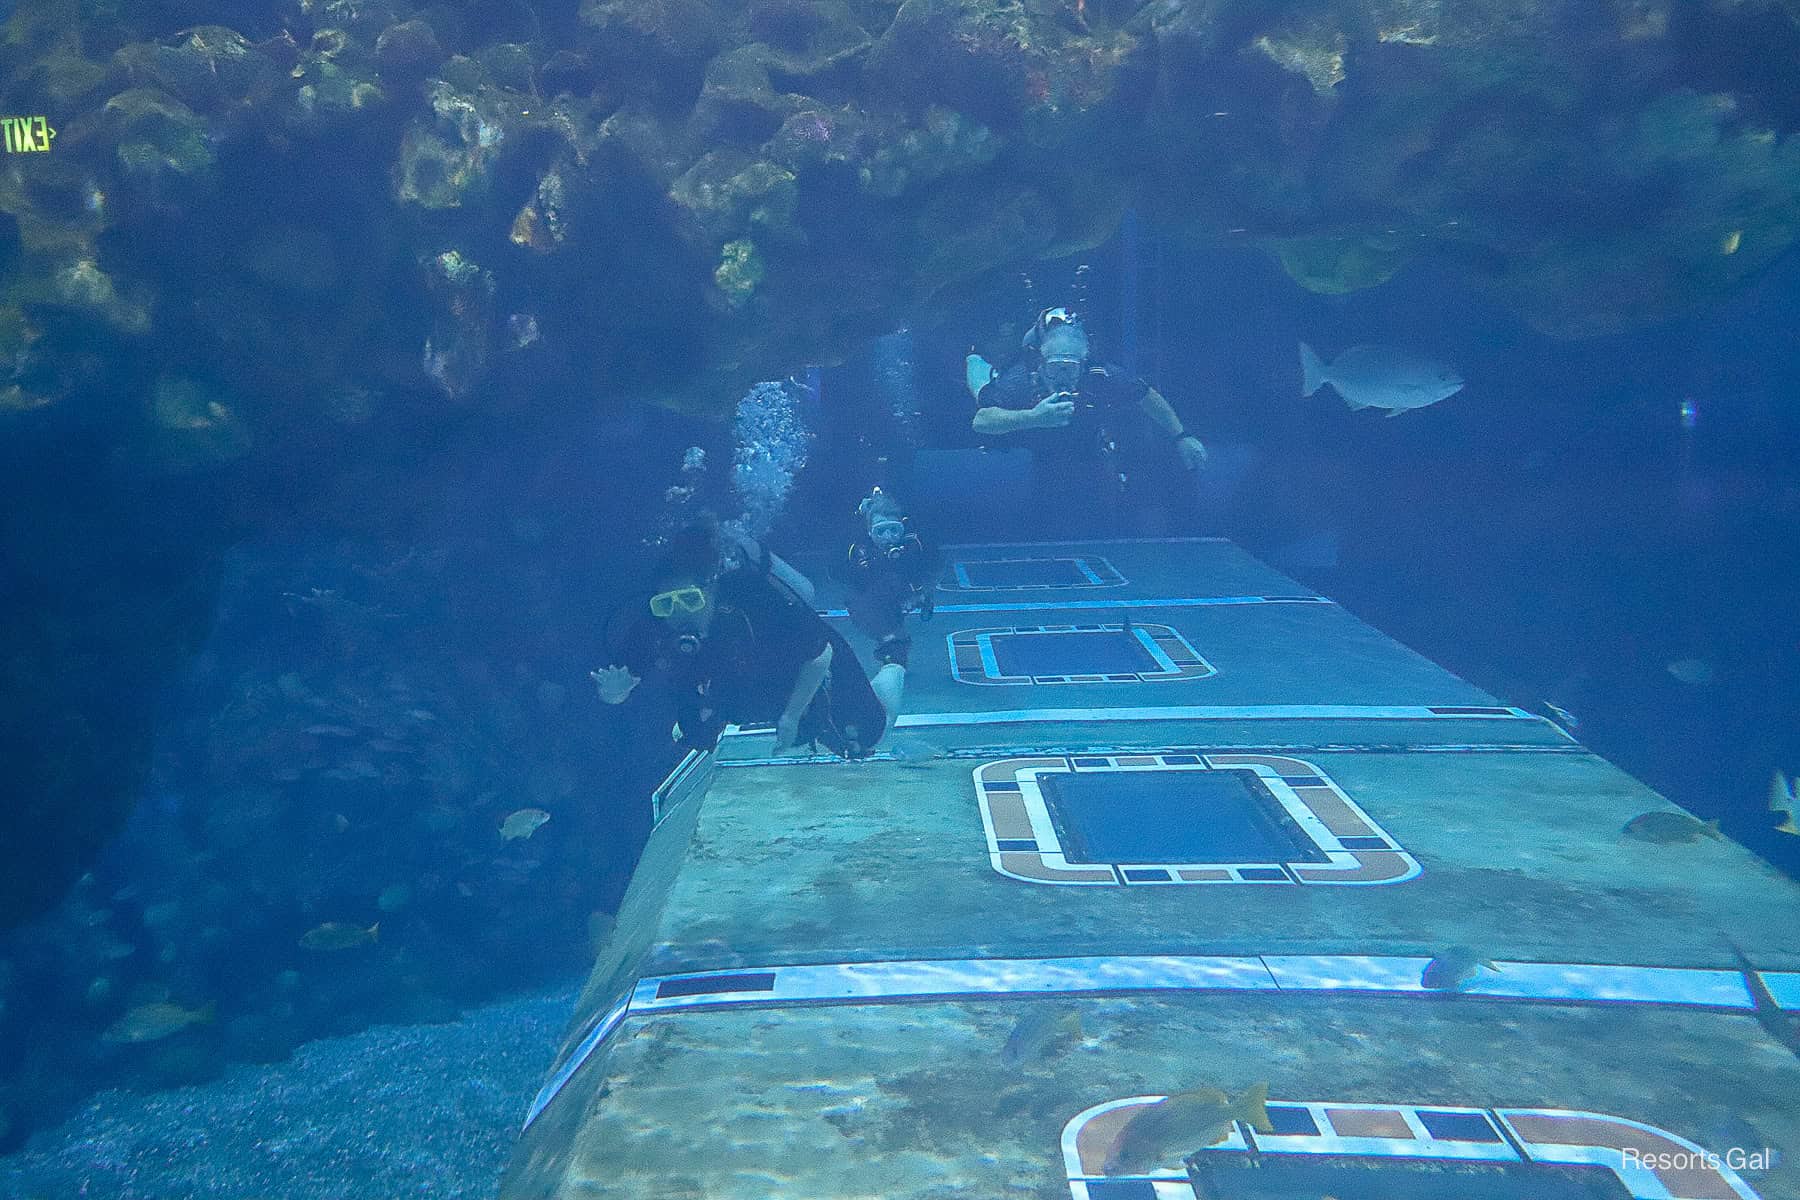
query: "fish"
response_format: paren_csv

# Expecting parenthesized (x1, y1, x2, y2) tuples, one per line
(1666, 657, 1716, 685)
(299, 920, 380, 951)
(1542, 701, 1580, 732)
(1299, 342, 1464, 416)
(1724, 939, 1800, 1062)
(376, 883, 413, 913)
(1768, 771, 1798, 835)
(884, 735, 939, 769)
(1103, 1083, 1274, 1175)
(499, 808, 551, 840)
(1721, 229, 1742, 255)
(1000, 1005, 1083, 1068)
(1420, 947, 1498, 991)
(102, 1001, 215, 1044)
(1622, 810, 1724, 844)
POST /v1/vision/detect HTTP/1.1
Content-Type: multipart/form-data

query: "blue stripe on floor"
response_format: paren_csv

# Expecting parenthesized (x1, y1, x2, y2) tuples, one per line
(1761, 971, 1800, 1011)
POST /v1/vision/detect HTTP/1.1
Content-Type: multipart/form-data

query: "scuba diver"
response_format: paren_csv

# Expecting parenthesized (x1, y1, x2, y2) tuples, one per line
(591, 517, 903, 760)
(836, 487, 937, 666)
(968, 305, 1207, 532)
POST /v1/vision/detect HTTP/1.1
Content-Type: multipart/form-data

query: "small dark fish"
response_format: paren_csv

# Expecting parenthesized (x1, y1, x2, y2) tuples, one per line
(1421, 947, 1497, 991)
(300, 920, 379, 951)
(102, 1001, 215, 1043)
(1000, 1005, 1082, 1068)
(1622, 811, 1724, 844)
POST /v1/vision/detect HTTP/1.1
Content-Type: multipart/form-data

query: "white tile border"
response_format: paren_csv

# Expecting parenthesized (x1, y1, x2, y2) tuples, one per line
(630, 953, 1277, 1013)
(1063, 1098, 1767, 1198)
(817, 594, 1334, 617)
(716, 705, 1546, 741)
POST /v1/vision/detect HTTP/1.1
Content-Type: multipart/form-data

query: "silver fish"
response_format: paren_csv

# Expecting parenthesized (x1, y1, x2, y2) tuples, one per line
(1667, 657, 1716, 686)
(1000, 1005, 1082, 1068)
(1421, 947, 1498, 991)
(884, 735, 939, 769)
(1300, 342, 1464, 415)
(1543, 701, 1580, 732)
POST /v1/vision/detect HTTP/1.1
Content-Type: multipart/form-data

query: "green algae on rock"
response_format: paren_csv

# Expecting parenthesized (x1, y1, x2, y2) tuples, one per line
(713, 237, 765, 307)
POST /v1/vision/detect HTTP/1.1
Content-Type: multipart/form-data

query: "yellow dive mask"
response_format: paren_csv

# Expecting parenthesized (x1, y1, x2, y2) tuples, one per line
(649, 586, 707, 619)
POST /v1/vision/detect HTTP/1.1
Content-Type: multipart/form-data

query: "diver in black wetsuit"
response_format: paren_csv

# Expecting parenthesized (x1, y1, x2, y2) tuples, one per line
(592, 518, 904, 760)
(836, 488, 937, 668)
(968, 306, 1208, 532)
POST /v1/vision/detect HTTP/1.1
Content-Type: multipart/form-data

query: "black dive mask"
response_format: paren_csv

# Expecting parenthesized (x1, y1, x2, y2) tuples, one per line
(1041, 356, 1084, 394)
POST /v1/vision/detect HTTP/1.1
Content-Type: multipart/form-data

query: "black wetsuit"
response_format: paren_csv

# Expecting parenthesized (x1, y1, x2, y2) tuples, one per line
(609, 565, 887, 759)
(837, 532, 937, 642)
(978, 356, 1183, 534)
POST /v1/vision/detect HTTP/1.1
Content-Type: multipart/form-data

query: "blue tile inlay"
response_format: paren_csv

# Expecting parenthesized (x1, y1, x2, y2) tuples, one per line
(1264, 1105, 1320, 1136)
(655, 972, 777, 999)
(1161, 754, 1202, 764)
(1085, 1180, 1159, 1199)
(1278, 775, 1319, 787)
(1338, 836, 1392, 850)
(983, 781, 1023, 793)
(1418, 1110, 1503, 1143)
(995, 839, 1038, 851)
(1237, 867, 1290, 882)
(1123, 868, 1172, 882)
(1073, 757, 1113, 767)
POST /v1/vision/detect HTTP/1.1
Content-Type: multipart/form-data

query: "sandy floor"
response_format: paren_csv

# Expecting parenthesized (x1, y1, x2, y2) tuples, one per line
(0, 981, 579, 1200)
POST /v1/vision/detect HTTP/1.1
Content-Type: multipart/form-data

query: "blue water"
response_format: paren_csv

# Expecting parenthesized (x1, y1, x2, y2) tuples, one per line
(5, 2, 1800, 1194)
(5, 235, 1798, 1193)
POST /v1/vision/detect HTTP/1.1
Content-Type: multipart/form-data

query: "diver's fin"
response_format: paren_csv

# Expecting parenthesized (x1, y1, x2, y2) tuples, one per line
(965, 353, 997, 400)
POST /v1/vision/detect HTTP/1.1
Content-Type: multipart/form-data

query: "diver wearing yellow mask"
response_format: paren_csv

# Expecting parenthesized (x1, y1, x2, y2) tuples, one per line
(593, 517, 901, 759)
